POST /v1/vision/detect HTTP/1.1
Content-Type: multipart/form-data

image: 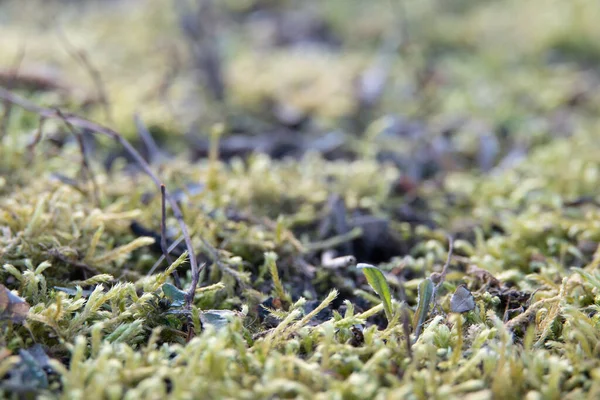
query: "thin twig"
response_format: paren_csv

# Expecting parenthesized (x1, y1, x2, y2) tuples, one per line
(202, 237, 247, 287)
(56, 27, 113, 124)
(161, 184, 182, 289)
(177, 0, 225, 103)
(160, 185, 173, 266)
(505, 295, 560, 331)
(303, 227, 363, 252)
(47, 248, 100, 276)
(353, 0, 409, 130)
(430, 236, 454, 317)
(435, 236, 455, 291)
(389, 0, 410, 50)
(0, 47, 26, 140)
(26, 116, 46, 165)
(55, 109, 100, 206)
(147, 235, 185, 276)
(135, 113, 164, 164)
(0, 86, 204, 308)
(155, 46, 181, 122)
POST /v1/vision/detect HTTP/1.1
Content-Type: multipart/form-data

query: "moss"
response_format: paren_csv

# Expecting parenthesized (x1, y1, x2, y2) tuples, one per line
(2, 0, 600, 398)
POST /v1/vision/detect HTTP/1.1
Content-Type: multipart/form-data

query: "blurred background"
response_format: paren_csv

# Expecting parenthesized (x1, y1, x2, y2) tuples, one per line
(1, 0, 599, 179)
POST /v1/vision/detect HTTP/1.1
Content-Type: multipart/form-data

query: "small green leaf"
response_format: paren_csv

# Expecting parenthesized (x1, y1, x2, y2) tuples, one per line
(162, 283, 186, 307)
(19, 348, 49, 389)
(413, 278, 435, 339)
(357, 263, 393, 322)
(201, 310, 239, 330)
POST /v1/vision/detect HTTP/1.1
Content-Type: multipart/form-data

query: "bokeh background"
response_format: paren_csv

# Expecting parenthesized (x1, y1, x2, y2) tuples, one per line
(2, 0, 599, 179)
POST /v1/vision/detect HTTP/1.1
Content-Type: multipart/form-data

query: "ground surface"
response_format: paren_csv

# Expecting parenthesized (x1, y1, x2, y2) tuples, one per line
(2, 0, 600, 399)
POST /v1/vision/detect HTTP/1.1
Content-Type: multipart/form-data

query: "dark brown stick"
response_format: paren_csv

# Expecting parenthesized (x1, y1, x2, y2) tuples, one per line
(0, 86, 203, 308)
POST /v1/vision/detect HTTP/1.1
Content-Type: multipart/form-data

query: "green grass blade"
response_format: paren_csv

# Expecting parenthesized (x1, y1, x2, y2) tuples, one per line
(413, 278, 435, 339)
(357, 263, 393, 322)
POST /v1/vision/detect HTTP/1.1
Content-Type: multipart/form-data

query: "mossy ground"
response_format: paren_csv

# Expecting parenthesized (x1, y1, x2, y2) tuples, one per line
(2, 0, 600, 399)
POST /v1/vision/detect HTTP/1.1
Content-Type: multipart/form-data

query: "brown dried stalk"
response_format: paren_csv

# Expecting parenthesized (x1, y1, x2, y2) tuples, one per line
(0, 86, 203, 308)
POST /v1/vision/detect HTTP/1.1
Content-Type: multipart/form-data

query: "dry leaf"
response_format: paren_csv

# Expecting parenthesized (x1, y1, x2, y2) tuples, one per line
(0, 284, 30, 324)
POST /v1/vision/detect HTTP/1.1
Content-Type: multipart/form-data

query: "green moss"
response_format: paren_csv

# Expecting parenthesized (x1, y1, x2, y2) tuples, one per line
(2, 0, 600, 398)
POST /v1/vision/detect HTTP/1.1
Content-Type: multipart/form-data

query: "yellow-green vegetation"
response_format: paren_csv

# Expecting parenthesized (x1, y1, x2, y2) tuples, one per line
(2, 0, 600, 399)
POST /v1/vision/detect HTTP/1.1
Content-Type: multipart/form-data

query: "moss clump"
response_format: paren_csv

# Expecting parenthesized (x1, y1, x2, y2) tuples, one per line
(3, 0, 600, 399)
